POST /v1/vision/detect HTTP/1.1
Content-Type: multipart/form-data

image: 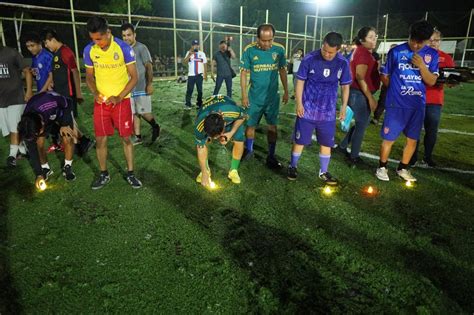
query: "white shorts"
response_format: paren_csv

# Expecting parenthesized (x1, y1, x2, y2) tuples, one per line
(131, 95, 152, 115)
(0, 104, 25, 136)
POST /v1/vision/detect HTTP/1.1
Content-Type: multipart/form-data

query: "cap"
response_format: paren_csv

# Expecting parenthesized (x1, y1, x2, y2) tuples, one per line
(192, 40, 199, 45)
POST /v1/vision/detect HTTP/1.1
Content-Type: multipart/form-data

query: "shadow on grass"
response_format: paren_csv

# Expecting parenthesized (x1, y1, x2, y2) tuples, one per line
(0, 166, 34, 314)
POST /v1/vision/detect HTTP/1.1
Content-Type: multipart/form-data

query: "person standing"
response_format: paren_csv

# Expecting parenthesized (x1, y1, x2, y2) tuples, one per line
(287, 32, 351, 185)
(0, 45, 33, 167)
(24, 32, 53, 93)
(240, 24, 289, 169)
(410, 29, 455, 168)
(338, 27, 380, 167)
(121, 23, 161, 146)
(83, 16, 141, 189)
(376, 20, 439, 182)
(183, 40, 207, 109)
(212, 39, 236, 98)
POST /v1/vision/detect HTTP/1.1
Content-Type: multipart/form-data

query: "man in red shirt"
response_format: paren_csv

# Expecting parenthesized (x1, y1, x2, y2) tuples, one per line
(410, 29, 455, 167)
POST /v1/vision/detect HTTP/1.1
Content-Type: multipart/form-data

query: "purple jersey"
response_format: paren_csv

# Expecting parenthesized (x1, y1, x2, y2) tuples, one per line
(296, 50, 352, 121)
(382, 43, 439, 110)
(24, 91, 72, 127)
(31, 49, 52, 91)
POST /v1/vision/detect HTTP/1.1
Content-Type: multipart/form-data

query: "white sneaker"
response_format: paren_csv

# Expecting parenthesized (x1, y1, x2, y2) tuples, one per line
(376, 167, 389, 181)
(396, 168, 417, 181)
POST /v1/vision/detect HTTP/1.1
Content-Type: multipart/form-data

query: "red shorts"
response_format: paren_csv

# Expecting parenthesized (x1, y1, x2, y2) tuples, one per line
(93, 98, 133, 137)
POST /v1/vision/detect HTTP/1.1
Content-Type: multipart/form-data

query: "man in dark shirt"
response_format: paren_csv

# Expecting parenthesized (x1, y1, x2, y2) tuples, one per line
(212, 40, 236, 98)
(18, 92, 77, 188)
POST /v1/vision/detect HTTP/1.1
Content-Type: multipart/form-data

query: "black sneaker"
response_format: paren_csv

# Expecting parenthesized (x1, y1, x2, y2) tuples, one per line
(62, 165, 76, 181)
(241, 149, 254, 161)
(125, 173, 142, 189)
(6, 156, 16, 167)
(319, 172, 339, 186)
(423, 158, 437, 168)
(92, 173, 111, 190)
(151, 125, 161, 144)
(266, 155, 282, 169)
(335, 145, 350, 158)
(42, 168, 54, 180)
(287, 166, 298, 180)
(347, 157, 364, 168)
(77, 137, 95, 157)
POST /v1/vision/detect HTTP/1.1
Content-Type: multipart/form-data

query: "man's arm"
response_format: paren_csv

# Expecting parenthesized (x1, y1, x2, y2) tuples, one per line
(145, 62, 154, 95)
(338, 84, 350, 121)
(380, 74, 390, 87)
(196, 145, 211, 187)
(221, 117, 246, 143)
(355, 64, 377, 111)
(228, 47, 236, 59)
(39, 72, 53, 93)
(240, 70, 249, 107)
(279, 67, 289, 104)
(108, 63, 138, 105)
(71, 69, 83, 102)
(85, 67, 100, 101)
(23, 67, 33, 101)
(183, 50, 192, 63)
(295, 79, 305, 117)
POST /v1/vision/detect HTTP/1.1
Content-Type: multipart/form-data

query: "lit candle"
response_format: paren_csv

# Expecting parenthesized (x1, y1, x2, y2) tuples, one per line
(38, 179, 47, 191)
(405, 181, 413, 187)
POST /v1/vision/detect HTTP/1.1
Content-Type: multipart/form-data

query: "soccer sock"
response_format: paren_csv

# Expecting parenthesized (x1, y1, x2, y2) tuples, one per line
(397, 162, 408, 171)
(319, 154, 331, 174)
(268, 142, 276, 158)
(230, 158, 240, 170)
(290, 152, 301, 168)
(245, 138, 254, 152)
(64, 160, 73, 167)
(9, 144, 19, 157)
(146, 118, 159, 128)
(101, 170, 109, 176)
(41, 163, 50, 169)
(379, 160, 388, 168)
(127, 170, 134, 176)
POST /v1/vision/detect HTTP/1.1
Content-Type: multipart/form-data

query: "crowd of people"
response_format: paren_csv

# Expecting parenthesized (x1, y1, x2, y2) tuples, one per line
(0, 16, 452, 190)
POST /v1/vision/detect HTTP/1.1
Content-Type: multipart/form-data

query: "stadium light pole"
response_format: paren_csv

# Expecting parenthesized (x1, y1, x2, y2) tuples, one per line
(69, 0, 80, 74)
(195, 0, 207, 51)
(312, 0, 331, 50)
(173, 0, 178, 77)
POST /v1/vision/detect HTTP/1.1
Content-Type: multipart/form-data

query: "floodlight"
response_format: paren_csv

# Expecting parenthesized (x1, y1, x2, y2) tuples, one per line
(195, 0, 207, 8)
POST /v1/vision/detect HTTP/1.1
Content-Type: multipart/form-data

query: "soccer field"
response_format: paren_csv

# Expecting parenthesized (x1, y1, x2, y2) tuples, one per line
(1, 78, 473, 313)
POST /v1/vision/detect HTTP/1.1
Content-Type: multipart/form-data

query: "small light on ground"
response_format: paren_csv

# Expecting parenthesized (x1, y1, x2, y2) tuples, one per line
(38, 180, 47, 191)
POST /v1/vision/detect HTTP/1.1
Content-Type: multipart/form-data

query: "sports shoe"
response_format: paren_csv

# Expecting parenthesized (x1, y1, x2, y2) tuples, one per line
(347, 157, 364, 168)
(335, 145, 350, 158)
(319, 171, 338, 186)
(227, 169, 241, 184)
(62, 164, 76, 181)
(241, 149, 254, 161)
(151, 125, 161, 143)
(125, 173, 142, 189)
(6, 156, 16, 167)
(287, 166, 298, 180)
(42, 168, 53, 180)
(196, 170, 211, 183)
(92, 173, 111, 190)
(266, 155, 282, 169)
(375, 167, 389, 181)
(131, 136, 143, 146)
(422, 158, 437, 168)
(396, 168, 417, 182)
(183, 105, 192, 110)
(370, 118, 378, 125)
(78, 137, 95, 156)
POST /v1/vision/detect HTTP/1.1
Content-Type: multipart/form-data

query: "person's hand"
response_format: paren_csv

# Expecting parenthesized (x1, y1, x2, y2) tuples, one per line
(35, 175, 45, 190)
(106, 95, 122, 106)
(282, 91, 289, 105)
(338, 106, 347, 121)
(24, 90, 33, 102)
(60, 126, 77, 139)
(219, 133, 231, 145)
(146, 84, 154, 95)
(296, 103, 304, 118)
(241, 95, 250, 108)
(76, 92, 84, 104)
(368, 96, 377, 112)
(411, 54, 425, 69)
(94, 92, 106, 103)
(201, 171, 211, 188)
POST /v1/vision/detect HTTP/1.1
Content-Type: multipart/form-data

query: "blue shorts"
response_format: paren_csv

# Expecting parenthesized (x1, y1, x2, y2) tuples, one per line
(381, 107, 424, 141)
(293, 117, 335, 147)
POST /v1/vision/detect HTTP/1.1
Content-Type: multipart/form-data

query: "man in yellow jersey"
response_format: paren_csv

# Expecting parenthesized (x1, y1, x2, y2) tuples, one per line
(83, 17, 140, 190)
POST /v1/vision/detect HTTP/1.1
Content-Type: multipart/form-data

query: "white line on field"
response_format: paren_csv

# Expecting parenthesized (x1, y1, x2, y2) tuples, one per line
(358, 152, 474, 175)
(438, 129, 474, 136)
(445, 113, 474, 118)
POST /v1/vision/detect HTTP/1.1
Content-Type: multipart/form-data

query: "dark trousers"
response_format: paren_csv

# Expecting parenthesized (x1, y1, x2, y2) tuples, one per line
(213, 75, 232, 98)
(185, 74, 203, 107)
(411, 104, 442, 163)
(374, 86, 387, 120)
(340, 89, 372, 159)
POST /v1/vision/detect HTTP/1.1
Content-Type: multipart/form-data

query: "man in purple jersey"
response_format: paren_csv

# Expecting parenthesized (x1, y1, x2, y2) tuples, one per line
(376, 21, 439, 182)
(18, 92, 77, 188)
(287, 32, 351, 186)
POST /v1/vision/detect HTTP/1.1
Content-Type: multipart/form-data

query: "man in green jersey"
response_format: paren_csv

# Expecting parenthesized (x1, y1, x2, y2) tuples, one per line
(240, 24, 289, 169)
(194, 95, 247, 188)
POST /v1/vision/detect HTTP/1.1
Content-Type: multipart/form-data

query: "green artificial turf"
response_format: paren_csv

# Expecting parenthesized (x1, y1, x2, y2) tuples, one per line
(1, 78, 473, 313)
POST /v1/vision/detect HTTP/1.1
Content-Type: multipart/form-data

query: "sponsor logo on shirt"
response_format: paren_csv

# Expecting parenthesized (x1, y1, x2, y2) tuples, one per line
(54, 56, 59, 62)
(0, 64, 11, 79)
(272, 52, 278, 61)
(309, 69, 315, 74)
(401, 55, 408, 61)
(400, 85, 423, 97)
(130, 50, 135, 57)
(94, 55, 100, 59)
(424, 54, 432, 63)
(323, 68, 330, 77)
(38, 63, 43, 69)
(399, 74, 422, 82)
(398, 63, 418, 71)
(253, 56, 259, 61)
